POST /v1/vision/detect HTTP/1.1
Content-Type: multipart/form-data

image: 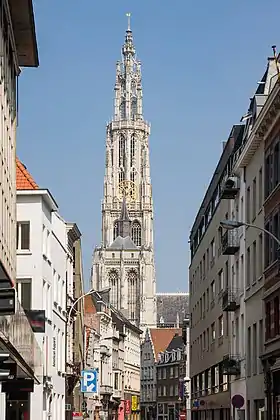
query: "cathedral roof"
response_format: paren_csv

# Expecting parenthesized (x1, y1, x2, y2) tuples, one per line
(109, 235, 137, 250)
(156, 293, 189, 327)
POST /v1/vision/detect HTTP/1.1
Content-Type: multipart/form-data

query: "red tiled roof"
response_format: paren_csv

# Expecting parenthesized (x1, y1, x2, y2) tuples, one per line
(150, 328, 182, 359)
(16, 158, 39, 190)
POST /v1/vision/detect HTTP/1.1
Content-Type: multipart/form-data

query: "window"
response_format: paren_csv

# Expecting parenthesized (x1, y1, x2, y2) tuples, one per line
(130, 168, 136, 182)
(113, 221, 118, 240)
(274, 296, 280, 336)
(252, 323, 257, 375)
(258, 234, 263, 278)
(246, 247, 251, 287)
(246, 186, 251, 223)
(130, 135, 135, 167)
(252, 241, 257, 283)
(247, 326, 251, 376)
(210, 280, 215, 302)
(274, 143, 279, 188)
(16, 279, 32, 310)
(109, 270, 119, 308)
(119, 170, 124, 184)
(114, 372, 118, 390)
(210, 239, 215, 261)
(131, 221, 141, 246)
(16, 221, 30, 251)
(252, 178, 256, 219)
(131, 97, 137, 119)
(218, 269, 224, 292)
(127, 270, 137, 320)
(211, 322, 215, 341)
(218, 315, 224, 337)
(265, 154, 271, 198)
(120, 101, 126, 119)
(119, 134, 125, 167)
(259, 167, 263, 209)
(265, 301, 271, 340)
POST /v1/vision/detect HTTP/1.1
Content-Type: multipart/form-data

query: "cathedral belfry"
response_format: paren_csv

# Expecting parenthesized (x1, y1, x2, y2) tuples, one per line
(92, 15, 157, 329)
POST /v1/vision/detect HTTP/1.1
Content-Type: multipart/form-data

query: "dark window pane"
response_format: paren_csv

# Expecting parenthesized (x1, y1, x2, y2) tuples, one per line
(16, 223, 19, 249)
(21, 223, 30, 250)
(21, 282, 31, 310)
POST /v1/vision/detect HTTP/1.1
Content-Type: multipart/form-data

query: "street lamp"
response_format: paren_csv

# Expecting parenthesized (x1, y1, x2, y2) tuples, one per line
(220, 219, 279, 419)
(67, 288, 95, 325)
(220, 220, 280, 246)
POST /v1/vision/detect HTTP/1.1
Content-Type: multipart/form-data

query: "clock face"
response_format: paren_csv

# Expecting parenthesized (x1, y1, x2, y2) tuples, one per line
(117, 180, 137, 203)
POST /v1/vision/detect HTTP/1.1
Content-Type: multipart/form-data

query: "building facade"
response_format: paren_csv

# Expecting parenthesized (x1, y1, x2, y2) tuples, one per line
(260, 60, 280, 419)
(189, 126, 244, 420)
(91, 19, 156, 330)
(84, 290, 142, 420)
(16, 159, 66, 420)
(0, 2, 42, 419)
(140, 328, 182, 420)
(156, 333, 186, 420)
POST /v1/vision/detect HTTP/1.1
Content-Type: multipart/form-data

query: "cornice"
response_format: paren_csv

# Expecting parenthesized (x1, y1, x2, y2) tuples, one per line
(234, 82, 280, 170)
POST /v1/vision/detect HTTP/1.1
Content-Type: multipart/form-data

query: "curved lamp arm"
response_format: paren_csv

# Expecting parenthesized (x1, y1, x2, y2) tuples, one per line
(67, 289, 94, 325)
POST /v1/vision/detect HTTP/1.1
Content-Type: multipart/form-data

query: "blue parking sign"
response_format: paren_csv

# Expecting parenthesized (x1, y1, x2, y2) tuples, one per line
(81, 369, 98, 393)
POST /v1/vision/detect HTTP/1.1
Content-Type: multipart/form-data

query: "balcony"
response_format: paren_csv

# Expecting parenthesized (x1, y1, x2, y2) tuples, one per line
(222, 230, 240, 255)
(222, 288, 240, 312)
(220, 176, 239, 199)
(222, 355, 241, 375)
(100, 385, 113, 395)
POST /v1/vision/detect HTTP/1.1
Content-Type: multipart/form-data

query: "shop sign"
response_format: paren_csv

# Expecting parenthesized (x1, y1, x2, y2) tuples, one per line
(124, 400, 131, 414)
(131, 396, 139, 411)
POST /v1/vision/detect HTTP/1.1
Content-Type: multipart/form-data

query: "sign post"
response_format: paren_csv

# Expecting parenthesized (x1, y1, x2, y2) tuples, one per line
(81, 369, 98, 393)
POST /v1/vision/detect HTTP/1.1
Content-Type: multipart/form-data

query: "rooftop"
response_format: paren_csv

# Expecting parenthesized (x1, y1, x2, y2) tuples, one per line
(156, 293, 189, 327)
(150, 328, 181, 359)
(16, 158, 38, 190)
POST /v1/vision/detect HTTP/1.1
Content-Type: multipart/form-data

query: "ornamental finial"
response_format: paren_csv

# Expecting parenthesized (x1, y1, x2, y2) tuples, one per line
(126, 12, 131, 31)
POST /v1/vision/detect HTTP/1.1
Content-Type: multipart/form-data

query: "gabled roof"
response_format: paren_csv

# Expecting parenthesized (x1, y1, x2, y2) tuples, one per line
(109, 236, 137, 250)
(16, 158, 39, 190)
(149, 328, 181, 361)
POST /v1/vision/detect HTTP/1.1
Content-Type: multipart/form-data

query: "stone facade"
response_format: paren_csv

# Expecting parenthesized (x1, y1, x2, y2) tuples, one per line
(91, 20, 156, 330)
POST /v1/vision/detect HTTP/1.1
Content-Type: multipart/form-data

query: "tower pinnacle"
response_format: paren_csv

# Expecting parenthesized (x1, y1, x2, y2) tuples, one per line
(126, 12, 131, 31)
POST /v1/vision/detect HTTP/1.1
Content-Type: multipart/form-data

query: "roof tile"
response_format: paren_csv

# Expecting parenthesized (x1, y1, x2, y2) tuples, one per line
(16, 158, 39, 190)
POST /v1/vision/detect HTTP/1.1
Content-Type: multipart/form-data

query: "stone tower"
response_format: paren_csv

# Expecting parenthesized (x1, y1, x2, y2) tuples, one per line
(92, 17, 157, 330)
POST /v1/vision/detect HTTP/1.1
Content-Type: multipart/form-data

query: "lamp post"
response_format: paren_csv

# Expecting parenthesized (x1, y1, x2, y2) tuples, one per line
(67, 288, 95, 325)
(220, 219, 279, 420)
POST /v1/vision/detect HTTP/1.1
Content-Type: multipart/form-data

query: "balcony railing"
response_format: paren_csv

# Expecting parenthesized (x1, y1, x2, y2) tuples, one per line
(222, 355, 241, 375)
(222, 288, 240, 312)
(222, 229, 240, 255)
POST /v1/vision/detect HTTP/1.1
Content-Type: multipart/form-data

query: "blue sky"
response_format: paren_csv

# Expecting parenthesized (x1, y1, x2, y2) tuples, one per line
(17, 0, 280, 291)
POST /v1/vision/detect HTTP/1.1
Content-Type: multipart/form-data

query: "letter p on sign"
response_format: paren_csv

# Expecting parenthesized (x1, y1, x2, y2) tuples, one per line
(81, 369, 98, 393)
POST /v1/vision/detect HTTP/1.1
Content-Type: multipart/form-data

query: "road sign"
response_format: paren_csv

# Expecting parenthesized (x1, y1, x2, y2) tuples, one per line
(81, 369, 98, 393)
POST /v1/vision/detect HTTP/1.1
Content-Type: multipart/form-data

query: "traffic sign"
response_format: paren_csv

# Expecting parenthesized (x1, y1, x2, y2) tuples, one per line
(81, 369, 98, 393)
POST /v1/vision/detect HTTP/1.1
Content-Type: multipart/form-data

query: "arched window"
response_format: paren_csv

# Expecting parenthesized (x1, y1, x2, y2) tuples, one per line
(131, 80, 136, 95)
(131, 97, 137, 119)
(131, 221, 141, 246)
(127, 270, 137, 321)
(130, 135, 135, 167)
(120, 100, 126, 119)
(119, 134, 125, 167)
(109, 270, 119, 308)
(113, 221, 119, 240)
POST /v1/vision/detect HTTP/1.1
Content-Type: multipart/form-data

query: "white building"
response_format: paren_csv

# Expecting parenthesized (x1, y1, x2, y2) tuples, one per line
(92, 19, 157, 330)
(16, 159, 71, 420)
(226, 58, 278, 420)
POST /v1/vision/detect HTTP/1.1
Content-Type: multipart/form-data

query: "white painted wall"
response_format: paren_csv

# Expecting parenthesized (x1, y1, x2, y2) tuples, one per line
(16, 191, 68, 420)
(124, 326, 141, 394)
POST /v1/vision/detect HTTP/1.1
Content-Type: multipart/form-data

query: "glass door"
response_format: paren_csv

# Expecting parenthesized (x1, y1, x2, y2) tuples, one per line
(6, 400, 29, 420)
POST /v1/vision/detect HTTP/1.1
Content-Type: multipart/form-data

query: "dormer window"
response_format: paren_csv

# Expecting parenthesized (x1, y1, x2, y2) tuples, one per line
(177, 349, 182, 360)
(171, 350, 176, 362)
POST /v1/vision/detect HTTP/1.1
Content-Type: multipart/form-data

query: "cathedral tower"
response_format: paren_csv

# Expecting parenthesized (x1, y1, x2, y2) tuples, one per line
(92, 16, 157, 329)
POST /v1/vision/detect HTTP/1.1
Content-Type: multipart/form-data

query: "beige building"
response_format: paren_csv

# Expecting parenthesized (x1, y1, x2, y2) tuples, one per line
(0, 1, 38, 288)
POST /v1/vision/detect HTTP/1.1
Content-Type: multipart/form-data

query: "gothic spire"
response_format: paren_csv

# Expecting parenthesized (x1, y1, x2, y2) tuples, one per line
(117, 197, 131, 238)
(114, 13, 143, 121)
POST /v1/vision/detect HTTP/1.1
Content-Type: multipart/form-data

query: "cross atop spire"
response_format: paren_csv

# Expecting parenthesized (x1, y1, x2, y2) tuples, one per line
(126, 12, 131, 31)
